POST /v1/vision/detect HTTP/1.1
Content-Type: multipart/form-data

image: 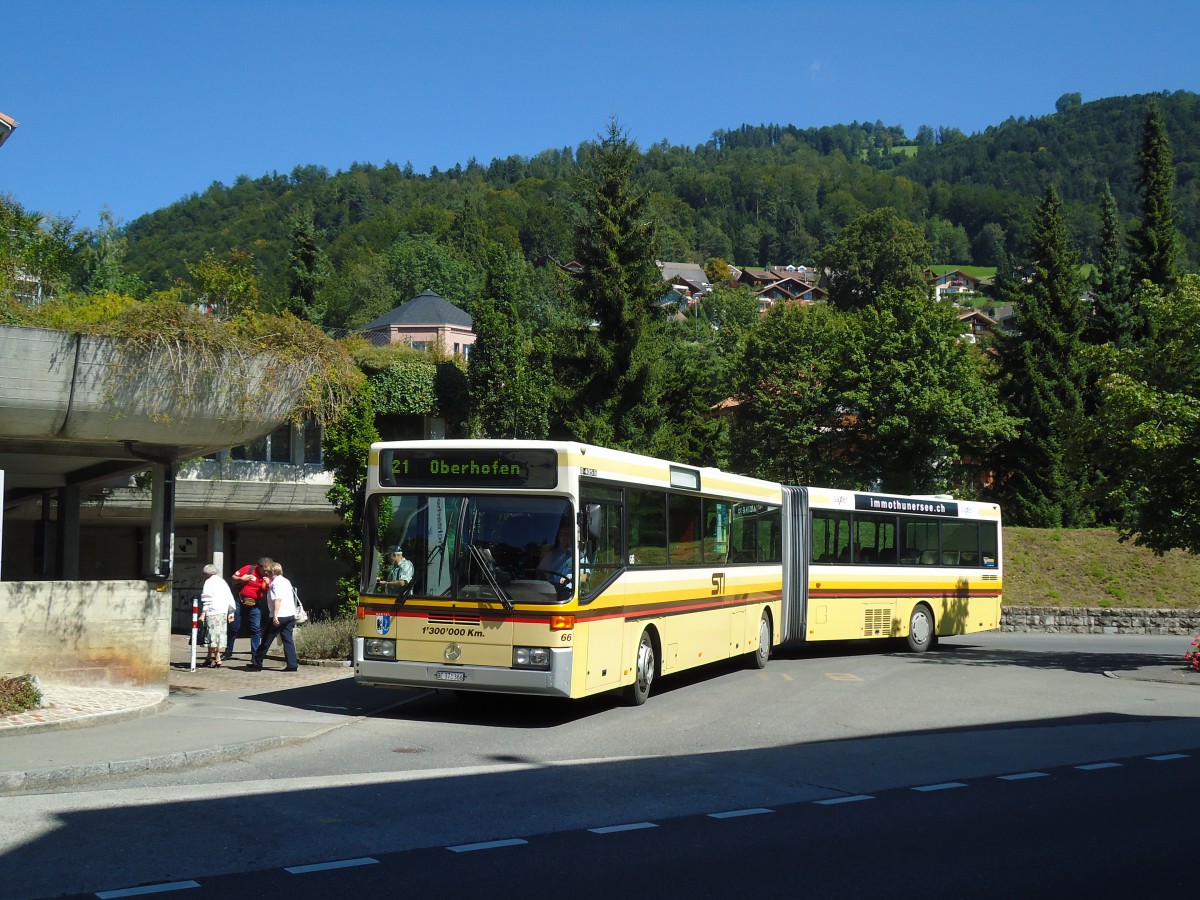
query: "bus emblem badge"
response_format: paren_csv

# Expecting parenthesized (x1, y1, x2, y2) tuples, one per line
(376, 614, 392, 636)
(444, 643, 462, 662)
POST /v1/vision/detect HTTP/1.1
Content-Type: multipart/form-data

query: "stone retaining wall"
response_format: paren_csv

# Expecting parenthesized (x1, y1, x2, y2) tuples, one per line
(0, 581, 169, 691)
(1002, 606, 1200, 635)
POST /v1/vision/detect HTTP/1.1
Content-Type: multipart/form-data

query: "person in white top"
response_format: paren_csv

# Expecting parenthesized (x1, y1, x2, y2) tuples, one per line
(252, 562, 299, 672)
(200, 563, 237, 668)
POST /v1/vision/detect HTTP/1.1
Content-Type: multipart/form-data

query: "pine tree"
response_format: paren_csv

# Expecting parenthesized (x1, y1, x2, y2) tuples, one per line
(1129, 99, 1179, 291)
(1087, 184, 1138, 346)
(992, 184, 1090, 527)
(560, 120, 666, 452)
(283, 210, 329, 323)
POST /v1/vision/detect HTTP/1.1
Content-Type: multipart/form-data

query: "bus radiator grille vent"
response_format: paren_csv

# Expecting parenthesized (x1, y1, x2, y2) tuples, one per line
(981, 574, 999, 582)
(863, 608, 891, 638)
(427, 614, 483, 626)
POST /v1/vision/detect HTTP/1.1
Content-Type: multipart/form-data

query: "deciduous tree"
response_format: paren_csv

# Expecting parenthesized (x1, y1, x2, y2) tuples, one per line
(819, 207, 931, 311)
(1094, 275, 1200, 553)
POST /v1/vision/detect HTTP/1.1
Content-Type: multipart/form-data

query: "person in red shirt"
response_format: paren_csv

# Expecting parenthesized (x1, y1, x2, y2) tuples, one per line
(227, 556, 273, 660)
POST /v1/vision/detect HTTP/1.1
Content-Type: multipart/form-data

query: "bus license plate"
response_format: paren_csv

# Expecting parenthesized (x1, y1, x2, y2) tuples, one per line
(435, 670, 466, 682)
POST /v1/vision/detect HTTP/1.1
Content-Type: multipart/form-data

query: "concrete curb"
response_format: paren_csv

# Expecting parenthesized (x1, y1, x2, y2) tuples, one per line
(0, 734, 308, 794)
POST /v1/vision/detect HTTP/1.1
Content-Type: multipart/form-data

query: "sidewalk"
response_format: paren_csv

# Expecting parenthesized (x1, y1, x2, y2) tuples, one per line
(0, 633, 374, 793)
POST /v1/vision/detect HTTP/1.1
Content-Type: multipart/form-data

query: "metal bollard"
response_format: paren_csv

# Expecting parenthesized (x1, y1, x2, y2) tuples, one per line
(190, 598, 199, 672)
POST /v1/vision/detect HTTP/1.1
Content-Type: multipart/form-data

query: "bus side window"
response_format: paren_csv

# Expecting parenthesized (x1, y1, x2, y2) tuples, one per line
(703, 500, 730, 565)
(919, 549, 939, 566)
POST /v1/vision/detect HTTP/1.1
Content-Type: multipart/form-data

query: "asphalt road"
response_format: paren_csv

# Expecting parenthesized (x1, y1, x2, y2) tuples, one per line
(65, 748, 1196, 900)
(7, 631, 1199, 899)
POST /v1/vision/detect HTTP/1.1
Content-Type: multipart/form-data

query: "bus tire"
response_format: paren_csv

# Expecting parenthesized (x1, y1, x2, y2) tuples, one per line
(625, 629, 657, 706)
(906, 603, 936, 653)
(748, 610, 771, 670)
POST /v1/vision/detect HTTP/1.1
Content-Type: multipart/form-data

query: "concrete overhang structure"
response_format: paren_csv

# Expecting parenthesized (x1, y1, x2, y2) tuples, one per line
(0, 324, 306, 579)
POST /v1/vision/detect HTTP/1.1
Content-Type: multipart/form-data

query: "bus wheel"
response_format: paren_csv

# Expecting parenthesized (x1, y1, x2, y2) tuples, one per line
(625, 629, 656, 706)
(748, 611, 771, 670)
(906, 604, 936, 653)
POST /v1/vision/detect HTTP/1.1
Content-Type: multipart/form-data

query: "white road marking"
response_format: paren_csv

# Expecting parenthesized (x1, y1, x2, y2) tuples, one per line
(708, 808, 774, 819)
(589, 822, 658, 834)
(96, 882, 200, 898)
(285, 857, 379, 874)
(447, 838, 527, 852)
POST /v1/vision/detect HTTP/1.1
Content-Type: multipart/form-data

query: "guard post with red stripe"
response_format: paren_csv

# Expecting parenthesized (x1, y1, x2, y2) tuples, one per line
(190, 597, 199, 672)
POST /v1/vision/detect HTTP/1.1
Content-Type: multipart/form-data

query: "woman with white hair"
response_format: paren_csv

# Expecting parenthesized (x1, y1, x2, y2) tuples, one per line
(200, 563, 237, 668)
(252, 561, 299, 672)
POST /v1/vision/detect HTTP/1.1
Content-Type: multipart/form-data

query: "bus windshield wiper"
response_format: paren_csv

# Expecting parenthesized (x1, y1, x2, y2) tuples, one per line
(470, 544, 513, 609)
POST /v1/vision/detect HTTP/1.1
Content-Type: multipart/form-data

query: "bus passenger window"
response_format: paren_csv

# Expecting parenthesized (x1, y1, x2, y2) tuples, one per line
(669, 493, 703, 565)
(919, 549, 939, 566)
(702, 500, 730, 564)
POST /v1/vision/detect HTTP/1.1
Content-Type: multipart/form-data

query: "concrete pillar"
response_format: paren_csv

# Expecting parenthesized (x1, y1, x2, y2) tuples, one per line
(57, 483, 81, 579)
(209, 520, 226, 575)
(149, 465, 166, 577)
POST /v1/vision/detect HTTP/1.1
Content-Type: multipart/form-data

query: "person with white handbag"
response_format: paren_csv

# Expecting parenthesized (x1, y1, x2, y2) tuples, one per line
(252, 562, 300, 672)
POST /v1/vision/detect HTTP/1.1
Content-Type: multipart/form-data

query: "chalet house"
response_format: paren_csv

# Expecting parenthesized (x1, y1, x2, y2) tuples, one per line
(657, 261, 711, 303)
(957, 308, 998, 344)
(754, 279, 826, 313)
(927, 268, 989, 303)
(358, 289, 475, 358)
(770, 264, 820, 286)
(738, 267, 780, 288)
(755, 283, 797, 311)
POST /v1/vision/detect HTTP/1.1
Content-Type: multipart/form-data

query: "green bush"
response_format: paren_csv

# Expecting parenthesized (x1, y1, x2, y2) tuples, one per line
(0, 674, 43, 714)
(295, 615, 356, 661)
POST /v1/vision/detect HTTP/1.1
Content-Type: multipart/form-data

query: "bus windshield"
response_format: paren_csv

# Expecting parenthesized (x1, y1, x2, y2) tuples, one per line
(363, 493, 576, 605)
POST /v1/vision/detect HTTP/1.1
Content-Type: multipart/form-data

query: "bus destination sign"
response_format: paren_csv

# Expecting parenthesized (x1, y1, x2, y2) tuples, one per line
(379, 448, 559, 489)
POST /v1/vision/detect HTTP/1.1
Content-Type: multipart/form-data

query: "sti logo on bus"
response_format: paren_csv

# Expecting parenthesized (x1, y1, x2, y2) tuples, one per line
(376, 614, 392, 636)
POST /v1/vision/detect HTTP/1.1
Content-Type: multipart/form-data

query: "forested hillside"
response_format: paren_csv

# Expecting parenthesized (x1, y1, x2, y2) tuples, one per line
(7, 91, 1199, 560)
(121, 90, 1200, 321)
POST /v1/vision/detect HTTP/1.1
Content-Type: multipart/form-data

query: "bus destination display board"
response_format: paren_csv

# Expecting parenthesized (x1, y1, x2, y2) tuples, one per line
(378, 448, 559, 489)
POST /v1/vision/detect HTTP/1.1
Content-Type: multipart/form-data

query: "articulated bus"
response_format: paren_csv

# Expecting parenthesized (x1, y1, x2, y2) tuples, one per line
(354, 440, 1003, 704)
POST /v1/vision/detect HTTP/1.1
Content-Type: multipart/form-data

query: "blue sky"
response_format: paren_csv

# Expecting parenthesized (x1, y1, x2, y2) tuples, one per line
(4, 0, 1200, 231)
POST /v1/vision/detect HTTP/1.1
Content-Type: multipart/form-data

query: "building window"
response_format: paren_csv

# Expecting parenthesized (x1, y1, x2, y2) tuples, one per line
(304, 419, 323, 465)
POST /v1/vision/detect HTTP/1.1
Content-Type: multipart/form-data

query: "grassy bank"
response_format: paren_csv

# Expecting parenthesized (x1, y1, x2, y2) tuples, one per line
(1004, 527, 1200, 608)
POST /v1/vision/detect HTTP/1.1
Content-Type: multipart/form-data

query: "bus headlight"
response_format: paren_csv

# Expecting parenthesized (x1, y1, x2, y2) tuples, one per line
(364, 638, 396, 660)
(513, 646, 551, 670)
